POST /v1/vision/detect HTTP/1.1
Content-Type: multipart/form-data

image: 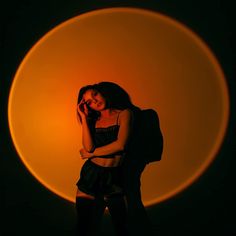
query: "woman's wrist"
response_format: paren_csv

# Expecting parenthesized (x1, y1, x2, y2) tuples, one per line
(89, 152, 95, 158)
(81, 116, 88, 123)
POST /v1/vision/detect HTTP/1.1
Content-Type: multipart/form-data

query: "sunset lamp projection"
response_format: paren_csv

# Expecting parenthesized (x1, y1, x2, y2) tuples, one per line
(8, 8, 229, 206)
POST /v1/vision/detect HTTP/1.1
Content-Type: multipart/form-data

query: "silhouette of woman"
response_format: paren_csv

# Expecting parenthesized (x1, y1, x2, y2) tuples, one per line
(75, 82, 136, 236)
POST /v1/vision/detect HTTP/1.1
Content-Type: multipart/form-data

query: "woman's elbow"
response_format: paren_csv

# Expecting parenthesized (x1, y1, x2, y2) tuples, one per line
(84, 145, 95, 153)
(117, 143, 125, 152)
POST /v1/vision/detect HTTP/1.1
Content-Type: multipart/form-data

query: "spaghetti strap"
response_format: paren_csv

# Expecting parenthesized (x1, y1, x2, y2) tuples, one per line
(116, 110, 122, 125)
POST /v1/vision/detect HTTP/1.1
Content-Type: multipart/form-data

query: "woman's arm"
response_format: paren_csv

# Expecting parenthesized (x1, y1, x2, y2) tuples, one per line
(80, 117, 95, 152)
(80, 109, 133, 158)
(77, 102, 95, 153)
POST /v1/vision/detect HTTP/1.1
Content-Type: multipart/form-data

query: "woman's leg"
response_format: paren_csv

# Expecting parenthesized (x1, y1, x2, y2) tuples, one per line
(75, 189, 105, 236)
(105, 195, 128, 236)
(124, 162, 153, 235)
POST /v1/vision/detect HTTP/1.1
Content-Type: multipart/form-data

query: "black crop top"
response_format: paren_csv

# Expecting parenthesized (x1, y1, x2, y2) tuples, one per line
(92, 112, 123, 158)
(94, 125, 120, 148)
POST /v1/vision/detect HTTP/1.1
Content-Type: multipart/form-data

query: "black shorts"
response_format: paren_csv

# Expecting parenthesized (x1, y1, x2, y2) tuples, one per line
(76, 159, 124, 198)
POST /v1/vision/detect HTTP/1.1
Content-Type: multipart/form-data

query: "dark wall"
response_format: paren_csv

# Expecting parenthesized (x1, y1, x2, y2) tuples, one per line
(1, 1, 235, 235)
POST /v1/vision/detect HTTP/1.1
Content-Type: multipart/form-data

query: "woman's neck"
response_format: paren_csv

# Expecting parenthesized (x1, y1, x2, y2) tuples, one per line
(99, 108, 121, 119)
(99, 109, 113, 118)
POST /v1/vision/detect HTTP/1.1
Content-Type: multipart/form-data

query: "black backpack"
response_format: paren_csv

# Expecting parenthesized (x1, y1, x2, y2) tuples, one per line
(127, 108, 163, 164)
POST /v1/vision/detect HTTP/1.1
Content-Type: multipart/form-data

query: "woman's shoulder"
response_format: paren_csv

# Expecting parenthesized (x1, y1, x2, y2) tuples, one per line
(119, 108, 133, 115)
(117, 108, 134, 124)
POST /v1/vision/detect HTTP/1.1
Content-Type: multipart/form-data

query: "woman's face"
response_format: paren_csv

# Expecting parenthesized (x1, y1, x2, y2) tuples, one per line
(82, 89, 106, 111)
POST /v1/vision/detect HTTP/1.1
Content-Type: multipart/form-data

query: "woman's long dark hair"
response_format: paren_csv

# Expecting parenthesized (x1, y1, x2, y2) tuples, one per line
(77, 81, 140, 123)
(94, 82, 137, 110)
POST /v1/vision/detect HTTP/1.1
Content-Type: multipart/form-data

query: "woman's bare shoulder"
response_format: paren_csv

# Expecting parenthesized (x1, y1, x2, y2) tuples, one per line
(118, 108, 133, 122)
(120, 108, 133, 115)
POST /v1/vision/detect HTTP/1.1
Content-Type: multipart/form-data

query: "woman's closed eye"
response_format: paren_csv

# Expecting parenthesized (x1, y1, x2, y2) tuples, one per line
(92, 91, 98, 96)
(86, 100, 91, 105)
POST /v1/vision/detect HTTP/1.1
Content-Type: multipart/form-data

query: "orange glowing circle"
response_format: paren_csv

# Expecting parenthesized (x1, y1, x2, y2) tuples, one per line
(8, 8, 229, 206)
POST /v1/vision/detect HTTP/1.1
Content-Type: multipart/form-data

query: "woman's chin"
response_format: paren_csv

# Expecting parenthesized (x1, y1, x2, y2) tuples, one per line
(95, 107, 104, 112)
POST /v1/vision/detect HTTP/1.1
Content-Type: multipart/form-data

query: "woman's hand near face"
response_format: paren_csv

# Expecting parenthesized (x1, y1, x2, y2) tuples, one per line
(77, 99, 95, 152)
(77, 100, 89, 119)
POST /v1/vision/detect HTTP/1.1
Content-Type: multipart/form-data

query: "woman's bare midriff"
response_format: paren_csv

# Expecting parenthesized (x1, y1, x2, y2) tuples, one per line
(90, 154, 123, 167)
(76, 155, 123, 198)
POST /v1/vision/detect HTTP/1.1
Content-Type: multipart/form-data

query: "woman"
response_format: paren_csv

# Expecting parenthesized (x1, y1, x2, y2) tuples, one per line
(75, 82, 136, 236)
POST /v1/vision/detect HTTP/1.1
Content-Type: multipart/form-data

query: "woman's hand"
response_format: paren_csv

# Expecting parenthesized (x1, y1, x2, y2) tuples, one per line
(77, 100, 89, 119)
(79, 148, 94, 159)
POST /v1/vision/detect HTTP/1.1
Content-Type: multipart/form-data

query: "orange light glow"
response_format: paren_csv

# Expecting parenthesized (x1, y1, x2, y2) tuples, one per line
(8, 8, 229, 206)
